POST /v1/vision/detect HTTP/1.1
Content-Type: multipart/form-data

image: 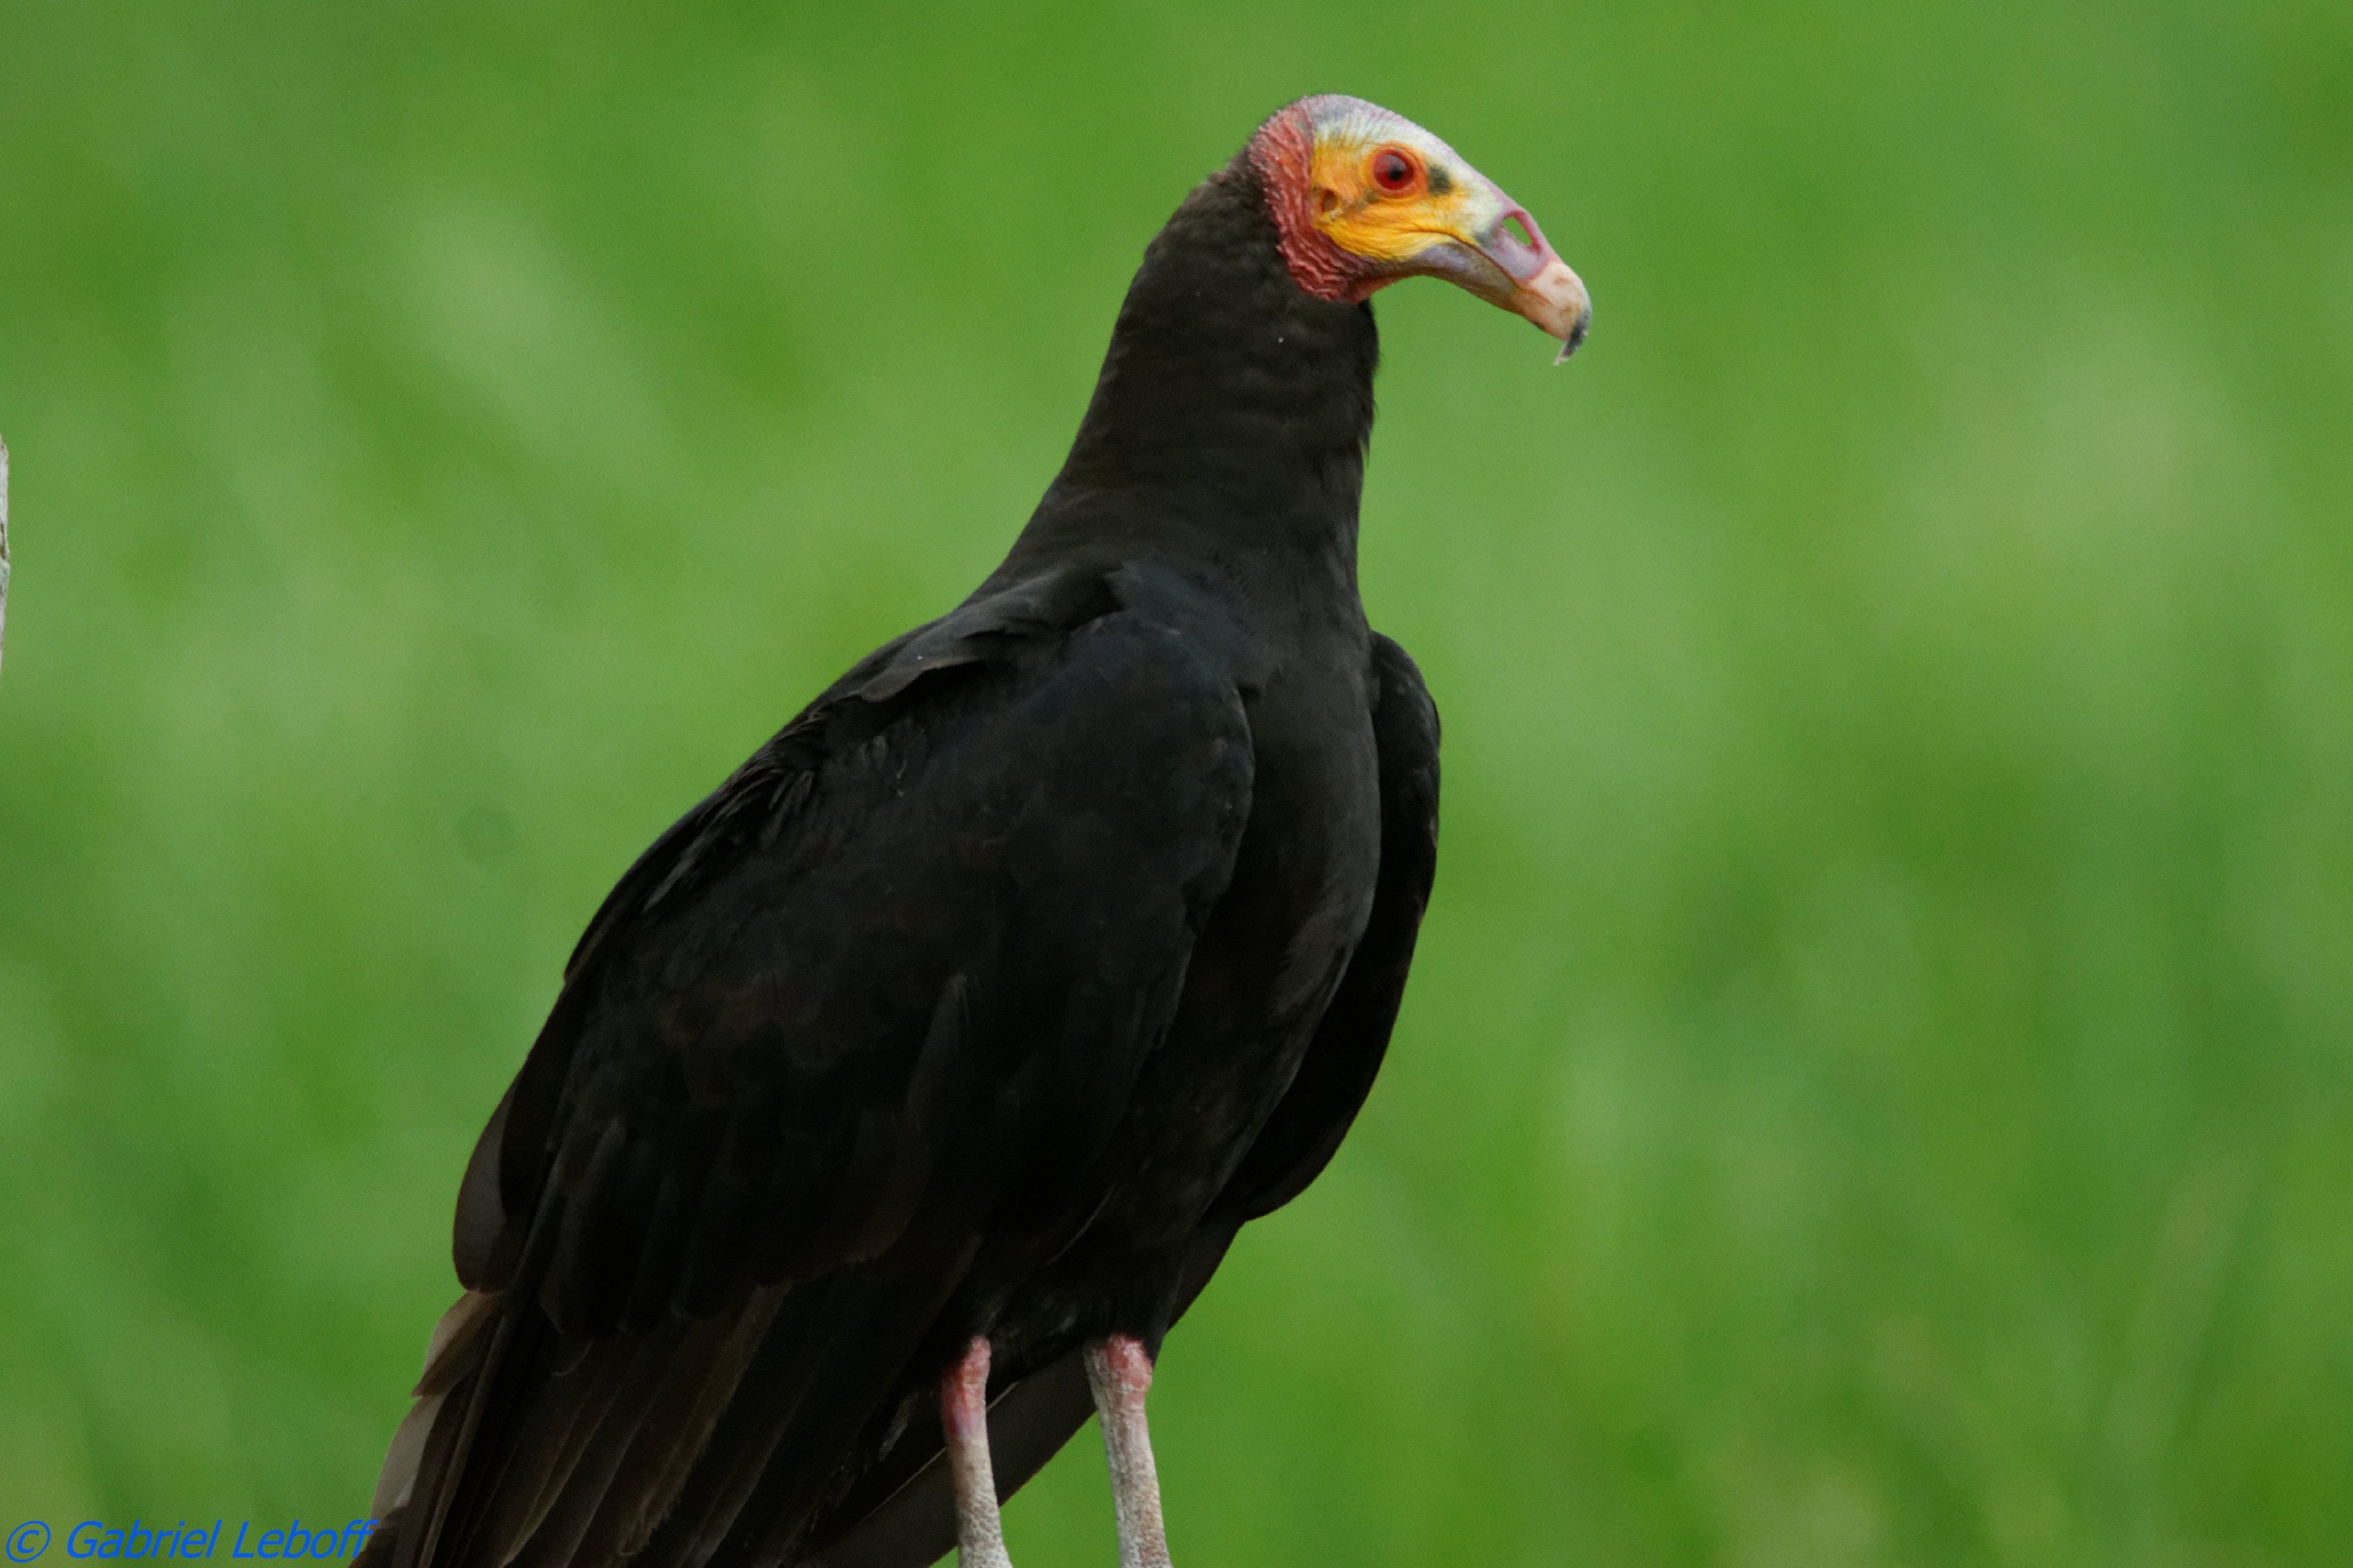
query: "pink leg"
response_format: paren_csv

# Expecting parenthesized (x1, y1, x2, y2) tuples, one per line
(1084, 1336, 1173, 1568)
(940, 1336, 1015, 1568)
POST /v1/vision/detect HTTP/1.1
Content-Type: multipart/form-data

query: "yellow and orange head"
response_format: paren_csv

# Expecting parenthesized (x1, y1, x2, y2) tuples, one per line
(1249, 95, 1590, 360)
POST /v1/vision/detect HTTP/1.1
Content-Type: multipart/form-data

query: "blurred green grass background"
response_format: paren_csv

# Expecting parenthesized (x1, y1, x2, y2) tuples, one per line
(3, 1, 2350, 1563)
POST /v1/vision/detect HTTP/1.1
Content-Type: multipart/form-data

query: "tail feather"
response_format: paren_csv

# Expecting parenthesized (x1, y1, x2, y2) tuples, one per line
(356, 1247, 981, 1568)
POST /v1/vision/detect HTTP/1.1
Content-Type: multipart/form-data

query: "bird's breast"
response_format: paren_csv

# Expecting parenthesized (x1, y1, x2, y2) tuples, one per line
(1086, 645, 1384, 1211)
(1239, 680, 1385, 1018)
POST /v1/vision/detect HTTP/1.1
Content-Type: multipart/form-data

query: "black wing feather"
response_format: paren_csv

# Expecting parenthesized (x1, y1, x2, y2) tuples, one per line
(1217, 632, 1438, 1220)
(799, 632, 1438, 1568)
(369, 593, 1251, 1568)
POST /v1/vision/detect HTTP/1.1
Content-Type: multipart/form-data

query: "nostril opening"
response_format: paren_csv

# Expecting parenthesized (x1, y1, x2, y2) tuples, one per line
(1502, 215, 1534, 249)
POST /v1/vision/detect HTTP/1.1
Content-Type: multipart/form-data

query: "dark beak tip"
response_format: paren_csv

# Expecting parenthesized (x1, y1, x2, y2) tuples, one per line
(1553, 308, 1591, 365)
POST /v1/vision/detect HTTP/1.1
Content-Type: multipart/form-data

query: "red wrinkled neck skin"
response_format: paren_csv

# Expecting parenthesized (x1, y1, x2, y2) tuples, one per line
(1248, 108, 1378, 303)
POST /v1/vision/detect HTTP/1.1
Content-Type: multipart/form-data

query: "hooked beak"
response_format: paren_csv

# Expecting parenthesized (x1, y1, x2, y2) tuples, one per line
(1421, 182, 1592, 363)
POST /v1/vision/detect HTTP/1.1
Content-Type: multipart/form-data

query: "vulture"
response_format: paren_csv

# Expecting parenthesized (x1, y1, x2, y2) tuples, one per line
(362, 94, 1588, 1568)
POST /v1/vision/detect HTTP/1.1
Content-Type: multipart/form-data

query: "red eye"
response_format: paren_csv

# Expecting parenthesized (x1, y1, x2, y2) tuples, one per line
(1370, 148, 1420, 194)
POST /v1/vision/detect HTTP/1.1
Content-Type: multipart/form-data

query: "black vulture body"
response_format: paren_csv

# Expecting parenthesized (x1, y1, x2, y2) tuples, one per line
(366, 143, 1441, 1568)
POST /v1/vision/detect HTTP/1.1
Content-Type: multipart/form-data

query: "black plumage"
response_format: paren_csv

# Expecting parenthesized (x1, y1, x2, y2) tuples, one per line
(364, 93, 1584, 1568)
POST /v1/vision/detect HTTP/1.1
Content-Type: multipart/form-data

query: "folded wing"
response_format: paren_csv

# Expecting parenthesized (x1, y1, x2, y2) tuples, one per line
(368, 597, 1255, 1568)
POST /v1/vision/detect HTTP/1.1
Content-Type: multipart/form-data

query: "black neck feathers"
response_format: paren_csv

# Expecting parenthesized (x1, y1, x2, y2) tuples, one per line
(1012, 154, 1380, 571)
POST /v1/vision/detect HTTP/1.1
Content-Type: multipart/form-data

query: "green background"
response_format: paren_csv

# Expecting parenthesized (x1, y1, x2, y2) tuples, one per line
(3, 1, 2349, 1563)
